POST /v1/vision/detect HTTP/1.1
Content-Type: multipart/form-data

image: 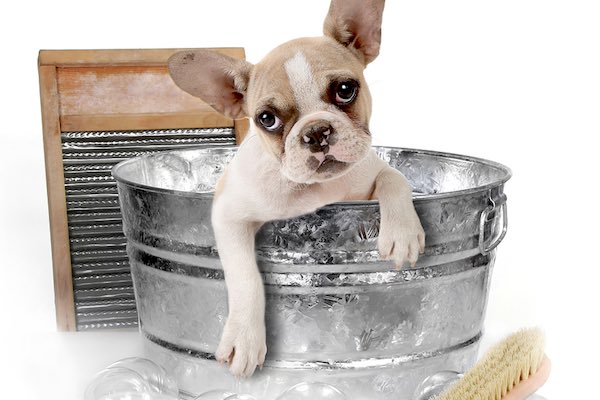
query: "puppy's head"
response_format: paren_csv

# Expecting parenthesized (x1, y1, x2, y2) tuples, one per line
(169, 0, 385, 184)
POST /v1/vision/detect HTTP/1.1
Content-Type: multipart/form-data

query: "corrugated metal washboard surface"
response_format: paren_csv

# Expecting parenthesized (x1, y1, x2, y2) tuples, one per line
(62, 127, 235, 330)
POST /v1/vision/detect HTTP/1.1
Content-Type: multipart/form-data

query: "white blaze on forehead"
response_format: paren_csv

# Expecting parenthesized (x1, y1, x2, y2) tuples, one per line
(284, 52, 321, 111)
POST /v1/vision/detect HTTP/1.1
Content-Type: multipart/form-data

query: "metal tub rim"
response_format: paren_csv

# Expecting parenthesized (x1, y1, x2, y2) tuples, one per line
(111, 145, 512, 203)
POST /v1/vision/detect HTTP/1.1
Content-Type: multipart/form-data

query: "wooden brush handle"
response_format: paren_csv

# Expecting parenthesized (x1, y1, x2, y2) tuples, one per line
(503, 355, 551, 400)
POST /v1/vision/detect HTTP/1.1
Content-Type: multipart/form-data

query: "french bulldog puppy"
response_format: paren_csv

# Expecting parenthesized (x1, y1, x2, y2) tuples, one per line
(168, 0, 425, 378)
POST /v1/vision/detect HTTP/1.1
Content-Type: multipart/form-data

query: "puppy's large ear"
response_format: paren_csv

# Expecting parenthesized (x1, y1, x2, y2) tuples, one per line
(323, 0, 385, 65)
(168, 50, 253, 119)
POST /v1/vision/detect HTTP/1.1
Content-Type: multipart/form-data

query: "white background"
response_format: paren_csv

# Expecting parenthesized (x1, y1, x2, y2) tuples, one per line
(1, 0, 599, 398)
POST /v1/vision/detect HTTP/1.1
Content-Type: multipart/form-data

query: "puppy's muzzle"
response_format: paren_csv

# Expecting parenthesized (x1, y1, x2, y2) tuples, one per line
(301, 122, 336, 154)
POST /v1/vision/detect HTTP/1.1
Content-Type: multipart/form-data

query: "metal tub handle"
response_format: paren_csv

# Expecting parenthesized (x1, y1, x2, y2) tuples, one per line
(478, 193, 508, 255)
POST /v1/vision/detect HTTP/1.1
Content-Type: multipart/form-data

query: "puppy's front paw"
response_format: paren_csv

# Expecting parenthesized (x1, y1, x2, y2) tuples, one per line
(378, 211, 425, 269)
(216, 316, 267, 378)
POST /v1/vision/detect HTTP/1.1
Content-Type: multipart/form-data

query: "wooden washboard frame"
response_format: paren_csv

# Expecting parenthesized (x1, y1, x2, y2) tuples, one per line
(38, 48, 248, 331)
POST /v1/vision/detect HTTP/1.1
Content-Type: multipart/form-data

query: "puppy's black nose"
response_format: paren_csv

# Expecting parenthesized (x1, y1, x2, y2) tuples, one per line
(301, 124, 334, 153)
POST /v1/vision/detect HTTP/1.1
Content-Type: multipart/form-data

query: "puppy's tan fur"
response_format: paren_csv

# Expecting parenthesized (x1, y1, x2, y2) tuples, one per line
(169, 0, 425, 378)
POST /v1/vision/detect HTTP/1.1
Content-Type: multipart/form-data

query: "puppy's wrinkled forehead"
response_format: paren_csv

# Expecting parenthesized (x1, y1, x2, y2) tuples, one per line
(247, 37, 366, 113)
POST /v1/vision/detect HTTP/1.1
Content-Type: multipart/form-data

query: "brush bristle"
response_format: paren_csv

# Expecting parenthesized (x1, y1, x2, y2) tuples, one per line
(436, 328, 546, 400)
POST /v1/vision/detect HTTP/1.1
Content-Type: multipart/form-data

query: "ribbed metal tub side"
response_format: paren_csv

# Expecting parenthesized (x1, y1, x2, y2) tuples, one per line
(113, 146, 510, 399)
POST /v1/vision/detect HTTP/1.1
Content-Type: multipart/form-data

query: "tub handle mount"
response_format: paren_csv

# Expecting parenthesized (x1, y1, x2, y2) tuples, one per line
(478, 194, 508, 255)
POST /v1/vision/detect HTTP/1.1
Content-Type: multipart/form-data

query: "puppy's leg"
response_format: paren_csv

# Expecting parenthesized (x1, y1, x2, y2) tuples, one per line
(373, 167, 426, 268)
(212, 204, 267, 378)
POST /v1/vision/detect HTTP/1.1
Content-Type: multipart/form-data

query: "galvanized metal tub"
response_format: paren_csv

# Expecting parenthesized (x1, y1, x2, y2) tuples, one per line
(112, 146, 510, 400)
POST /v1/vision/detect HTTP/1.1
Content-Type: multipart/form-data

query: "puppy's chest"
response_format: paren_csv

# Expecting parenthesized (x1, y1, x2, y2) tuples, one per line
(252, 180, 325, 220)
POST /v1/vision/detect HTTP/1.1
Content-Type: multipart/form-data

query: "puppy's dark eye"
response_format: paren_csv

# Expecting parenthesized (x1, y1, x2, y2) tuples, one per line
(257, 111, 283, 132)
(333, 80, 359, 106)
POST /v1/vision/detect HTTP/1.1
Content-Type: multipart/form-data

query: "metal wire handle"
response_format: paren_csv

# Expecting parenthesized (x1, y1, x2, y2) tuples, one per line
(478, 193, 508, 255)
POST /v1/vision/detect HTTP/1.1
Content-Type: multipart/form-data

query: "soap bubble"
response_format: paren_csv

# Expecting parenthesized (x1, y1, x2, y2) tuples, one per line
(106, 357, 178, 397)
(413, 371, 462, 400)
(98, 394, 176, 400)
(85, 358, 179, 400)
(224, 394, 257, 400)
(275, 382, 346, 400)
(193, 389, 235, 400)
(84, 367, 153, 400)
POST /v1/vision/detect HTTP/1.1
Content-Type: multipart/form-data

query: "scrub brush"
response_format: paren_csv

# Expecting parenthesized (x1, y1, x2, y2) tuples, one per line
(435, 328, 551, 400)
